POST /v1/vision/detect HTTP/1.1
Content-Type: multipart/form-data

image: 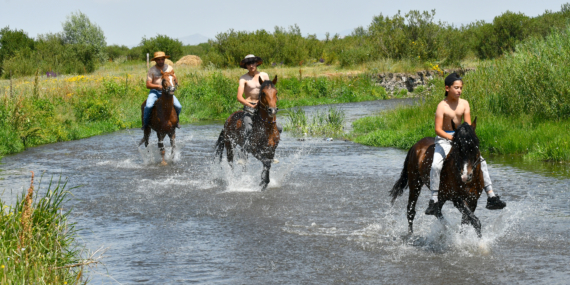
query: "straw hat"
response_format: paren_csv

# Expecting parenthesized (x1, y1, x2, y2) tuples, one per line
(151, 51, 171, 61)
(240, 54, 263, 69)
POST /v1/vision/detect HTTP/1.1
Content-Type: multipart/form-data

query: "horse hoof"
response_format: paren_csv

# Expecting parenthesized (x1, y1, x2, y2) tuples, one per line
(260, 184, 268, 191)
(236, 159, 246, 165)
(161, 161, 168, 166)
(273, 158, 279, 164)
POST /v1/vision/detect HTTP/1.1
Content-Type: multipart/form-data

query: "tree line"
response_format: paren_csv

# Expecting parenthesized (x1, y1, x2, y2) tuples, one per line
(2, 5, 570, 78)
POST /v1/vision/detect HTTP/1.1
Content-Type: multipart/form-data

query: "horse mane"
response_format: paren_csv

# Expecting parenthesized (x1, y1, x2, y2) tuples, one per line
(450, 122, 480, 160)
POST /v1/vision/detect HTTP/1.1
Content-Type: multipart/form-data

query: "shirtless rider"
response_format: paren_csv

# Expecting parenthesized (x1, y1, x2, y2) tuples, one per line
(425, 72, 506, 215)
(236, 54, 282, 151)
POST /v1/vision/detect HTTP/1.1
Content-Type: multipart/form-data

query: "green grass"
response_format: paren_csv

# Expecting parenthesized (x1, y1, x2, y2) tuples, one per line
(352, 26, 570, 161)
(0, 175, 86, 284)
(0, 65, 389, 157)
(284, 107, 346, 137)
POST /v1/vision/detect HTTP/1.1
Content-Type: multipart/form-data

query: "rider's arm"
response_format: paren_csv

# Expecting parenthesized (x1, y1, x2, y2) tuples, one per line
(146, 80, 162, 90)
(237, 79, 256, 108)
(146, 70, 162, 90)
(435, 103, 453, 140)
(463, 100, 472, 125)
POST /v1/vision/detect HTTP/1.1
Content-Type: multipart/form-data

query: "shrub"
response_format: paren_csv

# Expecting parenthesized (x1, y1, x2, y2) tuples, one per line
(140, 34, 183, 61)
(106, 44, 130, 61)
(0, 26, 35, 76)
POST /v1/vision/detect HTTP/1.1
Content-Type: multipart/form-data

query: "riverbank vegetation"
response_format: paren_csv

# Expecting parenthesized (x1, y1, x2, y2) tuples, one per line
(284, 107, 346, 137)
(352, 25, 570, 162)
(0, 174, 91, 283)
(0, 62, 394, 157)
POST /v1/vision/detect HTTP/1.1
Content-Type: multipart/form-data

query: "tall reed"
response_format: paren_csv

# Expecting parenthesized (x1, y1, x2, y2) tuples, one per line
(1, 175, 86, 283)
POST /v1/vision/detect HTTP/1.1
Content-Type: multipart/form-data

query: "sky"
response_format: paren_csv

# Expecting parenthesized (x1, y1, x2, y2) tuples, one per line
(1, 0, 569, 46)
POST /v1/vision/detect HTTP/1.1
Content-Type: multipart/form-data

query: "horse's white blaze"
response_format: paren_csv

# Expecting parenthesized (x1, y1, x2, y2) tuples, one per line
(461, 162, 469, 182)
(169, 75, 174, 88)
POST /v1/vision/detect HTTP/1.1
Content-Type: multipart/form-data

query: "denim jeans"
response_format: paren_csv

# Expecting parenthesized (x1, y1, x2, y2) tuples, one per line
(143, 89, 182, 127)
(242, 104, 282, 138)
(430, 135, 492, 191)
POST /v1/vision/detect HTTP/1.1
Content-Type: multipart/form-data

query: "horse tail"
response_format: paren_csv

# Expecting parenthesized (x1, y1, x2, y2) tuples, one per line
(214, 129, 225, 162)
(389, 147, 412, 204)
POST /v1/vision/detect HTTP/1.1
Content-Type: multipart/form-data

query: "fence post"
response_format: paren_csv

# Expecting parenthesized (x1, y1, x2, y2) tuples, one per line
(9, 70, 13, 98)
(146, 53, 149, 70)
(125, 74, 128, 97)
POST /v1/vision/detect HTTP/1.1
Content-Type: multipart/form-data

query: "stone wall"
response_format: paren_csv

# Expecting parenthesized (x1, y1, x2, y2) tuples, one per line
(373, 68, 475, 93)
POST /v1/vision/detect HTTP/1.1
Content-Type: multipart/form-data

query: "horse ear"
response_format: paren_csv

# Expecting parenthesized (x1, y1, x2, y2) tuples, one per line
(160, 69, 165, 75)
(451, 120, 457, 131)
(272, 75, 278, 85)
(258, 76, 264, 85)
(472, 116, 477, 131)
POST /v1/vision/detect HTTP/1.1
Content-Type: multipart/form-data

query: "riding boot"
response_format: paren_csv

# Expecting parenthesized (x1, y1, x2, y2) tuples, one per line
(425, 200, 440, 215)
(486, 195, 506, 210)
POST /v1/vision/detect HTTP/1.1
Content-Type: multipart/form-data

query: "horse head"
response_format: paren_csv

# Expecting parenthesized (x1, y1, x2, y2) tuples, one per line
(160, 70, 178, 95)
(258, 75, 279, 118)
(451, 117, 481, 183)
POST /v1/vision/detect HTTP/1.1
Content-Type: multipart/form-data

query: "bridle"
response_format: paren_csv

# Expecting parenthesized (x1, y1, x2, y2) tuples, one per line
(257, 86, 278, 124)
(162, 73, 178, 93)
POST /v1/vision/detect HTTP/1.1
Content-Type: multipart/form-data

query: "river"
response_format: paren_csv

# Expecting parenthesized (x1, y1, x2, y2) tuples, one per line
(1, 99, 569, 284)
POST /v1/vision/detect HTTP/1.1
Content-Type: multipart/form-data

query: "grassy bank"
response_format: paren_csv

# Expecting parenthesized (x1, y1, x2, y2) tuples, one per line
(284, 107, 346, 137)
(0, 174, 88, 283)
(0, 60, 405, 157)
(352, 26, 570, 162)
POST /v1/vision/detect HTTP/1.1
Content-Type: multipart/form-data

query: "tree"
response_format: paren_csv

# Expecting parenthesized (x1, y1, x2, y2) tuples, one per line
(139, 35, 183, 61)
(0, 27, 35, 75)
(62, 11, 107, 62)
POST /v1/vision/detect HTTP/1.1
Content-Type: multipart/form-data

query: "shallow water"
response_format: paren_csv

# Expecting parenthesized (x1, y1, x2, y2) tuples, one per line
(1, 99, 570, 284)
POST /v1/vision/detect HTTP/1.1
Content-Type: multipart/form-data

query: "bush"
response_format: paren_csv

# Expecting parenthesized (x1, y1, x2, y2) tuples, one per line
(106, 44, 130, 61)
(0, 26, 35, 76)
(140, 34, 183, 61)
(182, 43, 211, 58)
(2, 33, 98, 77)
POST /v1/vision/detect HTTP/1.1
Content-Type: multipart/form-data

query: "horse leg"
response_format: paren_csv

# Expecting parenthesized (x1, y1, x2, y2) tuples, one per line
(157, 132, 167, 166)
(260, 159, 271, 191)
(139, 126, 151, 147)
(406, 179, 422, 234)
(454, 200, 482, 238)
(225, 141, 234, 169)
(435, 200, 445, 220)
(169, 132, 176, 157)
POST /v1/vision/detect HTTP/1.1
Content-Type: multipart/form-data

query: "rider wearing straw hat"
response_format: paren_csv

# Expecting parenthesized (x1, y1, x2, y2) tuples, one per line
(237, 54, 282, 150)
(142, 51, 182, 130)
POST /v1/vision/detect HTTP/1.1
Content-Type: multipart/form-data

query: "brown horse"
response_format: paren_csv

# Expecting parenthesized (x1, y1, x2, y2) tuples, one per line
(139, 70, 179, 166)
(215, 75, 280, 191)
(390, 118, 484, 237)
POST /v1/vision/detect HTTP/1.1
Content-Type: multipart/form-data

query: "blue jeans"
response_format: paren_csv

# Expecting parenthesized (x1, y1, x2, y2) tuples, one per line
(143, 89, 182, 127)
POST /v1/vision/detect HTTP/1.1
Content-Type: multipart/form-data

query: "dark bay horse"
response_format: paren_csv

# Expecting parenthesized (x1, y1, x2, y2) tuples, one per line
(390, 118, 484, 237)
(215, 75, 280, 191)
(139, 70, 179, 166)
